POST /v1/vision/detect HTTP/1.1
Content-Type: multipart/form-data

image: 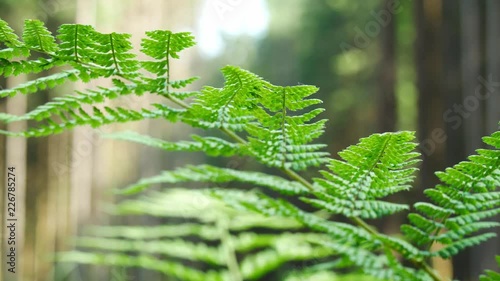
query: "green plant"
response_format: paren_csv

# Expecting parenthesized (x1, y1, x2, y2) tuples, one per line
(479, 256, 500, 281)
(0, 19, 499, 281)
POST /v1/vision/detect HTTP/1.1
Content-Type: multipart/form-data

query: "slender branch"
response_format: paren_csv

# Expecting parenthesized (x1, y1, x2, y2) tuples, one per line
(217, 217, 243, 281)
(165, 32, 171, 95)
(109, 33, 120, 74)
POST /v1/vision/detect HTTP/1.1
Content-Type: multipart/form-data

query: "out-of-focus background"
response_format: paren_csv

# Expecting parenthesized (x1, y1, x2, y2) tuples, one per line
(0, 0, 499, 281)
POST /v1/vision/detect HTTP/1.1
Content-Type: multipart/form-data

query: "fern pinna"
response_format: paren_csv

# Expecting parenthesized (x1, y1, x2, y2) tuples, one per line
(0, 19, 499, 281)
(60, 189, 334, 281)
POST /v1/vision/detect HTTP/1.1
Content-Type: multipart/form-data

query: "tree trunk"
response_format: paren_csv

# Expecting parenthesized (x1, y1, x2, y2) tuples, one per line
(378, 0, 396, 133)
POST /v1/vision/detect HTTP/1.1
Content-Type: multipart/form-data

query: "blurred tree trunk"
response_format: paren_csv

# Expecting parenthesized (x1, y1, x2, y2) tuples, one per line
(0, 77, 5, 280)
(458, 1, 487, 279)
(414, 1, 451, 278)
(0, 8, 28, 281)
(440, 1, 462, 279)
(377, 0, 396, 133)
(442, 1, 464, 180)
(460, 0, 483, 155)
(485, 1, 500, 133)
(485, 0, 500, 275)
(415, 0, 445, 194)
(465, 0, 500, 277)
(69, 1, 101, 280)
(2, 78, 28, 281)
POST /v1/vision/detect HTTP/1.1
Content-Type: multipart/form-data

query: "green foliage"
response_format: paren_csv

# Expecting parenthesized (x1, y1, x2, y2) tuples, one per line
(1, 19, 499, 281)
(186, 66, 330, 170)
(0, 18, 195, 137)
(402, 131, 500, 258)
(59, 189, 333, 281)
(306, 131, 419, 219)
(479, 256, 500, 281)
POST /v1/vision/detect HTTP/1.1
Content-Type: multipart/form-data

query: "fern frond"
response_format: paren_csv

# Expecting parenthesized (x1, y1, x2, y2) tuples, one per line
(56, 24, 96, 64)
(0, 69, 78, 98)
(141, 30, 195, 62)
(307, 131, 419, 219)
(56, 24, 139, 80)
(187, 66, 329, 170)
(246, 85, 329, 170)
(211, 188, 430, 280)
(4, 104, 183, 137)
(210, 188, 373, 243)
(402, 130, 500, 259)
(0, 18, 24, 48)
(186, 66, 268, 131)
(103, 131, 242, 158)
(58, 252, 228, 281)
(117, 164, 308, 195)
(59, 189, 333, 281)
(239, 235, 332, 280)
(22, 19, 58, 53)
(284, 271, 376, 281)
(0, 81, 137, 123)
(139, 30, 197, 98)
(0, 57, 61, 76)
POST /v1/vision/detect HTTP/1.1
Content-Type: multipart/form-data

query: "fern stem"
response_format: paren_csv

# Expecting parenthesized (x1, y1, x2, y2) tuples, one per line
(74, 25, 79, 62)
(282, 167, 315, 190)
(414, 260, 443, 281)
(165, 32, 171, 95)
(220, 127, 246, 145)
(109, 33, 120, 74)
(217, 217, 243, 281)
(280, 88, 287, 168)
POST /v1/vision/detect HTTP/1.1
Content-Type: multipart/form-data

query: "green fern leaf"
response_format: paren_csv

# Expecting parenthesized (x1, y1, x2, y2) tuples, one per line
(186, 66, 267, 130)
(310, 131, 419, 219)
(22, 19, 58, 53)
(103, 131, 242, 158)
(141, 30, 195, 62)
(0, 18, 24, 48)
(60, 189, 331, 281)
(402, 129, 500, 258)
(57, 252, 228, 281)
(7, 104, 183, 137)
(118, 164, 308, 195)
(0, 70, 78, 98)
(187, 66, 329, 170)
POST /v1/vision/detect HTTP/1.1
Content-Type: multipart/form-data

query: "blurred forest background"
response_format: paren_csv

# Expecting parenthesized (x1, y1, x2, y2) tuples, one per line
(0, 0, 499, 281)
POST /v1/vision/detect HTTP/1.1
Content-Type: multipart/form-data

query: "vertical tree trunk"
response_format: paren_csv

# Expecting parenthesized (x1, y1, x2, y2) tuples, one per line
(474, 0, 500, 275)
(415, 1, 452, 277)
(485, 0, 500, 265)
(0, 76, 27, 280)
(460, 0, 483, 155)
(459, 1, 486, 279)
(0, 78, 5, 280)
(485, 0, 500, 133)
(378, 0, 396, 133)
(415, 0, 445, 190)
(441, 0, 463, 278)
